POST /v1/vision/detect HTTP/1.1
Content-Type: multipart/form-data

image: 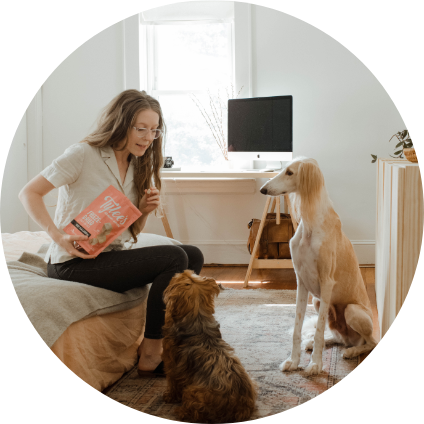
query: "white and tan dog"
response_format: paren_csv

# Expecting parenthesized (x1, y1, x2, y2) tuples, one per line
(260, 157, 377, 375)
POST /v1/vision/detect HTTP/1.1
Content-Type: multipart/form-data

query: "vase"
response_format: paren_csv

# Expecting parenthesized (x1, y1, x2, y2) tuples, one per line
(403, 148, 418, 163)
(220, 159, 233, 169)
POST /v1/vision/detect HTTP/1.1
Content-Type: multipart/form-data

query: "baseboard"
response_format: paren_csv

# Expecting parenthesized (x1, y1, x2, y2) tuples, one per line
(204, 264, 249, 267)
(180, 240, 375, 265)
(204, 263, 375, 268)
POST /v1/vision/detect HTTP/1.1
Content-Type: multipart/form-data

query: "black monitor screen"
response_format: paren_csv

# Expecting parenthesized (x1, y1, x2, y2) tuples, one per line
(228, 95, 292, 152)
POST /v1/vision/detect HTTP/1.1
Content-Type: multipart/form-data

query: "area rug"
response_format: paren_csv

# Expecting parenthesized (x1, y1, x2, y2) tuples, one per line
(103, 289, 359, 420)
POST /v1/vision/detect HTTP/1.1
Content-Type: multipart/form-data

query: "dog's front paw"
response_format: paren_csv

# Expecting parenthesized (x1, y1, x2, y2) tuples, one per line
(279, 358, 299, 372)
(305, 361, 322, 375)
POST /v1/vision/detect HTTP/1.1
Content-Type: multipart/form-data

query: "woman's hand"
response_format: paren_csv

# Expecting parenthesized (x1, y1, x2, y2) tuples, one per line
(139, 187, 161, 215)
(55, 234, 97, 259)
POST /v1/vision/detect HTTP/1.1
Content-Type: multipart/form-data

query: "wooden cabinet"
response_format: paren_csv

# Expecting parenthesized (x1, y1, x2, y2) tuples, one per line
(376, 159, 423, 337)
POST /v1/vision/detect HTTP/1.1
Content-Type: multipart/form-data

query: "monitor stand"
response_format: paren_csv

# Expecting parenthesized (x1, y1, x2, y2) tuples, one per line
(262, 160, 283, 172)
(255, 160, 283, 172)
(238, 160, 284, 172)
(228, 159, 285, 172)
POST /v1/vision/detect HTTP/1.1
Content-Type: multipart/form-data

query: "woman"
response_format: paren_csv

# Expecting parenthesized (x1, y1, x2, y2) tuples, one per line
(19, 89, 204, 376)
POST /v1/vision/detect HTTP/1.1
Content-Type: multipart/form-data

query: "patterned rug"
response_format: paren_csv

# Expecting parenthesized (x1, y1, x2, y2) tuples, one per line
(103, 289, 359, 420)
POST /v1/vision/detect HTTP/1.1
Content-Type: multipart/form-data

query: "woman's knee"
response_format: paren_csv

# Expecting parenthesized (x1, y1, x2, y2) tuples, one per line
(167, 245, 189, 272)
(179, 245, 204, 274)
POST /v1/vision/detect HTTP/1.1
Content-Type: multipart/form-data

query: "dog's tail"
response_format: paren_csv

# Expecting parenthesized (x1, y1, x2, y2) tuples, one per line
(287, 315, 333, 341)
(302, 315, 320, 339)
(177, 384, 256, 423)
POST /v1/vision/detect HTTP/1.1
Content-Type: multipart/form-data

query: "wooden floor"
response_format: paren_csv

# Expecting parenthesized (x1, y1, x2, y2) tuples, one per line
(200, 265, 380, 362)
(102, 265, 380, 394)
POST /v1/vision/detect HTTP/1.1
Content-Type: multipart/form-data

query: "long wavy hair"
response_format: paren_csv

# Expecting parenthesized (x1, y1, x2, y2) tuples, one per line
(81, 89, 165, 242)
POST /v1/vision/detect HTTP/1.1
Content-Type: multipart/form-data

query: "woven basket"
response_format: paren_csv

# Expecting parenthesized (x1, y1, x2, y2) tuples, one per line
(403, 148, 418, 163)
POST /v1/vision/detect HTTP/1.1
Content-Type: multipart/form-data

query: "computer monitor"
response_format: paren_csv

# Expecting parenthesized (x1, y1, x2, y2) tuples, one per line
(227, 95, 293, 162)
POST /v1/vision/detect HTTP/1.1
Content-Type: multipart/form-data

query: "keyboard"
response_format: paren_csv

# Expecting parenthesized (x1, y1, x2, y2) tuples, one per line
(242, 169, 279, 172)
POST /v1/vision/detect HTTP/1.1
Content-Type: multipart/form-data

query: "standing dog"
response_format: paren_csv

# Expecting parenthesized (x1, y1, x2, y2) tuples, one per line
(260, 157, 377, 375)
(162, 270, 257, 423)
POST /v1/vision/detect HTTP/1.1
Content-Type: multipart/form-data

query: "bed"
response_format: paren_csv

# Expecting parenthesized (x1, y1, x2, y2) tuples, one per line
(2, 231, 181, 391)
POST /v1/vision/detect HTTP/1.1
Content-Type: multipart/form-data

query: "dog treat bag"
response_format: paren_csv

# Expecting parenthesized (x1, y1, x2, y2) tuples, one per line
(63, 185, 141, 256)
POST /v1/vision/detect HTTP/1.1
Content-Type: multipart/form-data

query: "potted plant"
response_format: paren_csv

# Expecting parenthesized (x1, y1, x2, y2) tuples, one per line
(371, 130, 416, 163)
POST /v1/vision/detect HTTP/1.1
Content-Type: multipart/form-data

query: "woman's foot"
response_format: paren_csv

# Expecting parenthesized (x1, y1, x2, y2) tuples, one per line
(137, 338, 163, 372)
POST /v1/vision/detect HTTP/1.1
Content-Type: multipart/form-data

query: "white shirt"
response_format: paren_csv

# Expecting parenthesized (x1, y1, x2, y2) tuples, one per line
(40, 143, 138, 264)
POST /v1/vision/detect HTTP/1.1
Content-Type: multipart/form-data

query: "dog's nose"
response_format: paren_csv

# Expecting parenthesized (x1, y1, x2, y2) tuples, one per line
(260, 187, 267, 195)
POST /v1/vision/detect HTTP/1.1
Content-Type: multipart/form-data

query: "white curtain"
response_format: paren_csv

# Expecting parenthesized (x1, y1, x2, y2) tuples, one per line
(141, 1, 234, 24)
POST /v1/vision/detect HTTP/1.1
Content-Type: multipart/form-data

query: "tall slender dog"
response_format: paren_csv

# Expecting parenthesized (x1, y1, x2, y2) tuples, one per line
(162, 270, 257, 423)
(260, 157, 377, 375)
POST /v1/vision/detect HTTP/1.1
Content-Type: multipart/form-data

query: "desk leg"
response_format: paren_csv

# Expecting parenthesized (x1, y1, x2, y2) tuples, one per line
(244, 196, 272, 288)
(161, 210, 174, 239)
(276, 196, 280, 224)
(285, 195, 298, 232)
(270, 197, 276, 213)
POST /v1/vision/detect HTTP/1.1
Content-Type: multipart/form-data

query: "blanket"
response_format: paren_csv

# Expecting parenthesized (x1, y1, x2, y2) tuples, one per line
(7, 234, 182, 348)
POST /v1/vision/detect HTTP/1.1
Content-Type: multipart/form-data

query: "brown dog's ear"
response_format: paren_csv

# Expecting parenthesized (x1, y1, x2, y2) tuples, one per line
(163, 271, 203, 321)
(195, 276, 220, 316)
(202, 277, 220, 298)
(297, 160, 324, 224)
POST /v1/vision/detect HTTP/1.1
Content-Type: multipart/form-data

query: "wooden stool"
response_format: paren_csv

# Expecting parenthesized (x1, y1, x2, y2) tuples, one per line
(243, 195, 298, 288)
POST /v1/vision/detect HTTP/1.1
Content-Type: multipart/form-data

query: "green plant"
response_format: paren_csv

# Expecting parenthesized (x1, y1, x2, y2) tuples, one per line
(371, 130, 413, 163)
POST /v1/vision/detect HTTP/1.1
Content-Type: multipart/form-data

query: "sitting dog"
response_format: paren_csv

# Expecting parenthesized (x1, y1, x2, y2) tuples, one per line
(260, 157, 377, 375)
(162, 270, 257, 423)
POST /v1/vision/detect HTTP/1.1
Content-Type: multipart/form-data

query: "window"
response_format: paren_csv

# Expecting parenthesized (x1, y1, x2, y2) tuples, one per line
(143, 21, 234, 170)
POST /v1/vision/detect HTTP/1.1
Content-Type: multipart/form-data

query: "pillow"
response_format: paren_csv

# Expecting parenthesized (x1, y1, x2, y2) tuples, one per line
(125, 233, 182, 250)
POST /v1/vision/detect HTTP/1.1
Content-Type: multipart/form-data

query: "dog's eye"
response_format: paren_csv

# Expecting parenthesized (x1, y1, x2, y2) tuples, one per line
(286, 170, 293, 176)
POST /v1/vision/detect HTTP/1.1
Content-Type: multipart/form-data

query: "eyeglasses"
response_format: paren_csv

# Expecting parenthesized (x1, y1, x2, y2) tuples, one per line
(133, 127, 162, 139)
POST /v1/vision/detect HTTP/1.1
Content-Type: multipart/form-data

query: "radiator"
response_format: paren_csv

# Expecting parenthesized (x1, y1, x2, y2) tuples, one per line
(375, 159, 424, 338)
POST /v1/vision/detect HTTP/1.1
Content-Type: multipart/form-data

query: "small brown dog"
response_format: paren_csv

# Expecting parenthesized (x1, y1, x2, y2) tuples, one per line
(162, 270, 257, 423)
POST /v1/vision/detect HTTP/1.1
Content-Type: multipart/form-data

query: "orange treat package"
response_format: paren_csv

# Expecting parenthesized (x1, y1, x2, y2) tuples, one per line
(63, 185, 141, 256)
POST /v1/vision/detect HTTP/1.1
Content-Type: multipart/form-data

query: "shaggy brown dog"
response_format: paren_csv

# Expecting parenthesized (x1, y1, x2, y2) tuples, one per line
(162, 270, 257, 423)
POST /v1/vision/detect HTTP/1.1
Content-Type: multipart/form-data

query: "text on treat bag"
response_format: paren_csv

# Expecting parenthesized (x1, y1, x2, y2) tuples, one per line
(81, 211, 101, 226)
(98, 196, 129, 226)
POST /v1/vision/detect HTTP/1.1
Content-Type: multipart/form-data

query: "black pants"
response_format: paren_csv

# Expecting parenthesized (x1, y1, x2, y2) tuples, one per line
(47, 245, 204, 339)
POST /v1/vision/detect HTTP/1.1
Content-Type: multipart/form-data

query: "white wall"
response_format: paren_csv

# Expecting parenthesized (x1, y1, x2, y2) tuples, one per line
(0, 114, 29, 233)
(2, 5, 407, 264)
(249, 5, 404, 262)
(42, 20, 128, 230)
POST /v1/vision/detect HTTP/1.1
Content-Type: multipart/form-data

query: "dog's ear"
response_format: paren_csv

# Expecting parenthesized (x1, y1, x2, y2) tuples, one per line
(298, 160, 324, 196)
(200, 277, 220, 297)
(163, 272, 195, 321)
(297, 160, 324, 223)
(187, 276, 220, 318)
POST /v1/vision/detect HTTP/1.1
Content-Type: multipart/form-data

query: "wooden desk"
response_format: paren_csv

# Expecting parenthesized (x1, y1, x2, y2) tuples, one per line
(159, 170, 297, 288)
(158, 170, 279, 238)
(160, 170, 280, 178)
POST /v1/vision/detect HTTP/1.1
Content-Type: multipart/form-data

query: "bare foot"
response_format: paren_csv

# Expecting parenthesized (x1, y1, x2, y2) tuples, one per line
(138, 352, 162, 371)
(137, 338, 163, 372)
